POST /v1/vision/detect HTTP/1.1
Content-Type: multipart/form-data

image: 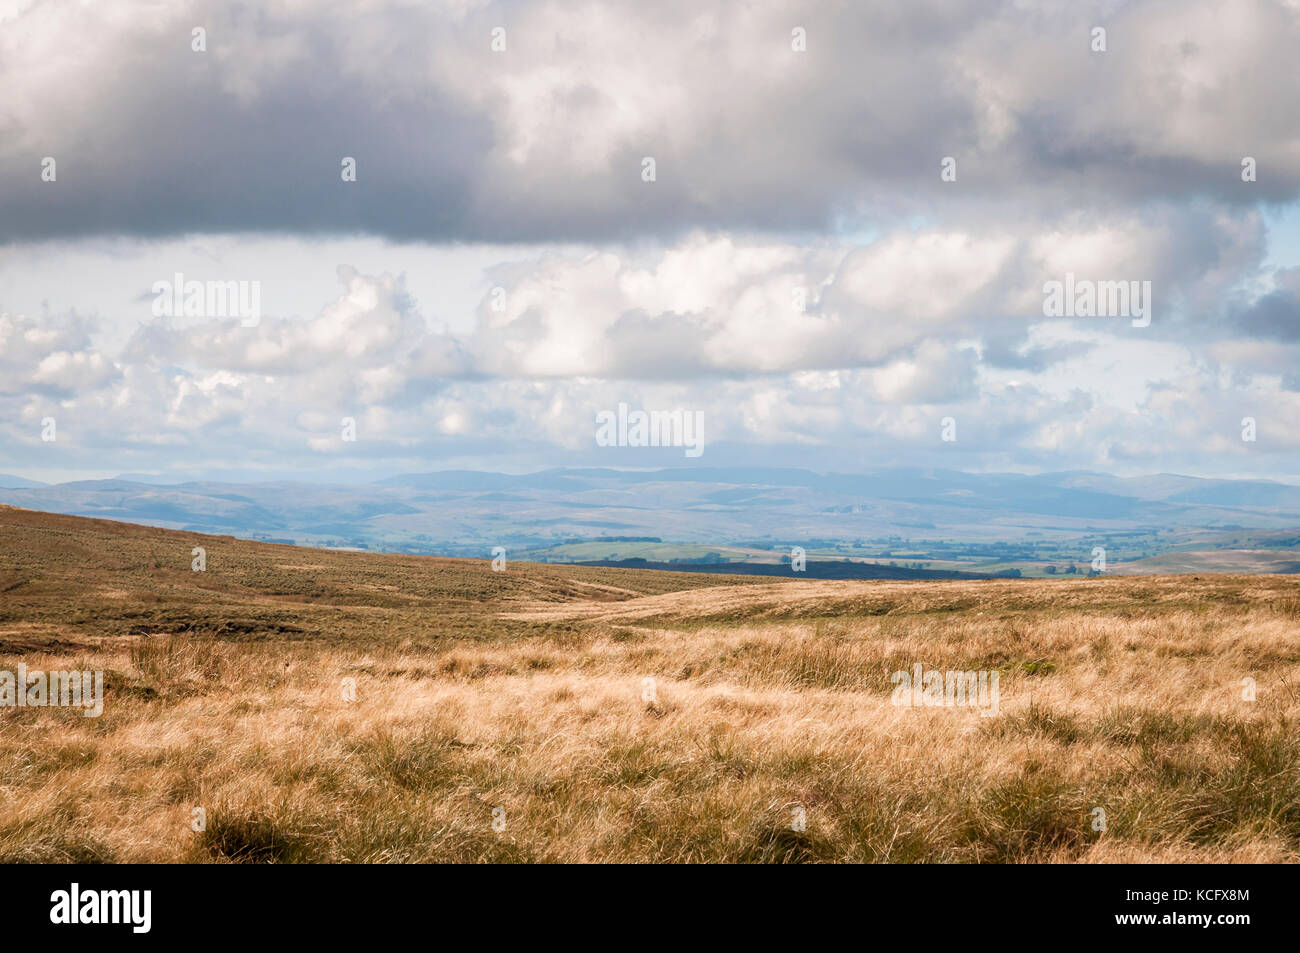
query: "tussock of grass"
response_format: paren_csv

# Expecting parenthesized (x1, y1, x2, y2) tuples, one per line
(961, 772, 1091, 862)
(0, 824, 115, 864)
(991, 701, 1083, 745)
(199, 808, 315, 864)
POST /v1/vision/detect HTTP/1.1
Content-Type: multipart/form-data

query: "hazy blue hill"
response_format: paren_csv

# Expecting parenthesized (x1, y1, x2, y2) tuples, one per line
(1165, 482, 1300, 507)
(3, 467, 1299, 557)
(378, 470, 596, 491)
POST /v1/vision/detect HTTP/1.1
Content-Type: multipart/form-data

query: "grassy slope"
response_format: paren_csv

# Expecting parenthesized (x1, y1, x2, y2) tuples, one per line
(2, 504, 1299, 863)
(0, 504, 763, 646)
(1111, 550, 1300, 575)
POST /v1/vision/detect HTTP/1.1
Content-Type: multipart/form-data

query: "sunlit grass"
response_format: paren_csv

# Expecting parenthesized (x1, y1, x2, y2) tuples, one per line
(1, 504, 1298, 863)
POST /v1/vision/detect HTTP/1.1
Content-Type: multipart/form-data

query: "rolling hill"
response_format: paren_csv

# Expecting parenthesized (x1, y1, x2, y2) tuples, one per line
(2, 468, 1299, 564)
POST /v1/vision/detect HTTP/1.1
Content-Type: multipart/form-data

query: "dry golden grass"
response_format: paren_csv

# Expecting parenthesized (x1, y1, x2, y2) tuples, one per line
(2, 504, 1299, 862)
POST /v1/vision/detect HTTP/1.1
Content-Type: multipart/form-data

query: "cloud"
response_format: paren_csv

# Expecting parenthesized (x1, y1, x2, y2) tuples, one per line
(3, 1, 1299, 483)
(1231, 267, 1300, 340)
(0, 311, 117, 396)
(123, 266, 471, 407)
(1, 230, 1296, 480)
(4, 0, 1300, 243)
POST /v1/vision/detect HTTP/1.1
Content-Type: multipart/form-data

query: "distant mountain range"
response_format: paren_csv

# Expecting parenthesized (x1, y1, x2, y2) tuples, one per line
(2, 468, 1299, 566)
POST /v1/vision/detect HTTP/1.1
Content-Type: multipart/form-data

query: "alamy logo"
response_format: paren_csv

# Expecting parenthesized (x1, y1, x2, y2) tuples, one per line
(1042, 273, 1151, 327)
(50, 883, 151, 933)
(595, 402, 704, 458)
(0, 664, 103, 717)
(890, 662, 1000, 716)
(152, 272, 261, 326)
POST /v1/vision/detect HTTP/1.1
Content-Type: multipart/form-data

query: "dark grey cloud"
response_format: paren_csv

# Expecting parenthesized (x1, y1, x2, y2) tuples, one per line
(4, 0, 1299, 243)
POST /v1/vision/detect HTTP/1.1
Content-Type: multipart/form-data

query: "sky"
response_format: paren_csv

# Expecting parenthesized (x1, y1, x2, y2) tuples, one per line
(2, 0, 1299, 485)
